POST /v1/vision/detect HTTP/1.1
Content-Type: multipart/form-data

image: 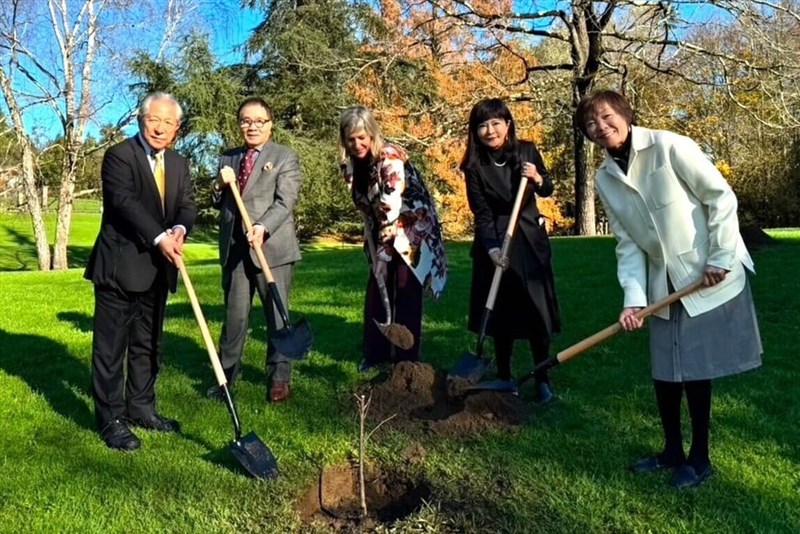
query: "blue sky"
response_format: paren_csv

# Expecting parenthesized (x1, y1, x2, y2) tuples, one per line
(3, 1, 263, 142)
(6, 1, 733, 142)
(202, 1, 262, 65)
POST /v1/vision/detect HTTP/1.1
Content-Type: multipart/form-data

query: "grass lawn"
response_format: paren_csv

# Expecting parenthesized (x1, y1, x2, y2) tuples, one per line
(0, 201, 220, 270)
(1, 210, 798, 532)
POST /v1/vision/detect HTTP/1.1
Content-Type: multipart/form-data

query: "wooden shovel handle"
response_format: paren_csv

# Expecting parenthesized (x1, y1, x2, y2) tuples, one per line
(485, 178, 529, 311)
(556, 280, 705, 363)
(176, 259, 228, 387)
(220, 167, 275, 284)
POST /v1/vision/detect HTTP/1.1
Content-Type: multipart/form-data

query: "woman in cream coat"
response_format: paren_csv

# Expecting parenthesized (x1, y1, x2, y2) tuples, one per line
(576, 90, 762, 489)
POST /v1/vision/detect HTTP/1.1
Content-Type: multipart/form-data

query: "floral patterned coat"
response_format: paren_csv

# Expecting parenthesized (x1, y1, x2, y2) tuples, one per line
(342, 143, 447, 299)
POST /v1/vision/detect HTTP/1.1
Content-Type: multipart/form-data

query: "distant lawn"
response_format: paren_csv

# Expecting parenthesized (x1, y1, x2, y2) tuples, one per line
(0, 217, 798, 532)
(0, 200, 218, 271)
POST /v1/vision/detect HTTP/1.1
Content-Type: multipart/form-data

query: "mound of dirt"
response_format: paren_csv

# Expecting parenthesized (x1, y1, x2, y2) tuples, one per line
(360, 361, 530, 437)
(297, 462, 432, 532)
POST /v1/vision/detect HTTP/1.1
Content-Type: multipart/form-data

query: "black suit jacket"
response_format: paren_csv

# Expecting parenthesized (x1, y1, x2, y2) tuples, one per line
(465, 140, 553, 256)
(84, 136, 196, 293)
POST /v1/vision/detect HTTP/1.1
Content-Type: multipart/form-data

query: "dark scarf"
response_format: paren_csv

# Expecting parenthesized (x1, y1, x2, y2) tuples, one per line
(608, 130, 633, 174)
(351, 156, 373, 197)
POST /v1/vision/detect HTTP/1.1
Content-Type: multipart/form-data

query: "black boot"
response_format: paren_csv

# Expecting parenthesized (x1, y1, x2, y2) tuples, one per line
(535, 381, 554, 404)
(494, 336, 514, 381)
(530, 336, 554, 403)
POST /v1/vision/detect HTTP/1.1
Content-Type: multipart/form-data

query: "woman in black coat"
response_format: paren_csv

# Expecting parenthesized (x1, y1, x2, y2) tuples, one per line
(461, 98, 561, 402)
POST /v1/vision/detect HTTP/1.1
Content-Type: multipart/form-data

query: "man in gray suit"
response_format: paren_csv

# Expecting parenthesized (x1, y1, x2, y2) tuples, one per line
(210, 97, 302, 403)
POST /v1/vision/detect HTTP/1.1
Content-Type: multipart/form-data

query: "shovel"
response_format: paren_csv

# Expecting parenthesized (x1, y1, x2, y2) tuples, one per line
(449, 176, 530, 383)
(221, 167, 312, 360)
(177, 259, 279, 479)
(363, 217, 414, 350)
(467, 279, 705, 394)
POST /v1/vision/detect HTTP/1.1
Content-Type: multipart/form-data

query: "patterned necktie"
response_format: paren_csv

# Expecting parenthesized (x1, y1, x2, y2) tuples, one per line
(154, 152, 165, 206)
(238, 148, 258, 192)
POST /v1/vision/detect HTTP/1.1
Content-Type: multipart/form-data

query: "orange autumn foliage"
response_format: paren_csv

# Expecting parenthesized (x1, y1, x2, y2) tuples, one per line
(346, 1, 570, 238)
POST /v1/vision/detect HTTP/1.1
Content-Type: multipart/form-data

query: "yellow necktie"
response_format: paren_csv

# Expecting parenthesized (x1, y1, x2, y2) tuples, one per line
(154, 152, 165, 205)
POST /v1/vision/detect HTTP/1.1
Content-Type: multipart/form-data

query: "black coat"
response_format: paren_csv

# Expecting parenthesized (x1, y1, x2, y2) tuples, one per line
(465, 140, 560, 339)
(84, 136, 196, 293)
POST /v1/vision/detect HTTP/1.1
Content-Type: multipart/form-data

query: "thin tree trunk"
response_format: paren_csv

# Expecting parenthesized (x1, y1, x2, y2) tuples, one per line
(50, 0, 97, 270)
(0, 66, 51, 270)
(569, 2, 598, 236)
(573, 125, 596, 235)
(52, 163, 75, 270)
(22, 146, 52, 270)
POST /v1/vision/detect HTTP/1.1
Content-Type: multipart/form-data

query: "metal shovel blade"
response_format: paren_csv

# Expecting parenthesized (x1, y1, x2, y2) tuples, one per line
(449, 351, 491, 383)
(271, 317, 313, 360)
(466, 379, 519, 395)
(373, 319, 415, 350)
(229, 432, 279, 480)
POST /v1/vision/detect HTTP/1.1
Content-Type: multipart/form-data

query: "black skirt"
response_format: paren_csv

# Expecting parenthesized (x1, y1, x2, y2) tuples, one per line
(468, 229, 560, 340)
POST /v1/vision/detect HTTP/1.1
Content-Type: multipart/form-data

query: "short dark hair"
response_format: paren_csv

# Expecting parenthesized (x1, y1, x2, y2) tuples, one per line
(574, 90, 635, 137)
(460, 98, 519, 172)
(237, 97, 272, 120)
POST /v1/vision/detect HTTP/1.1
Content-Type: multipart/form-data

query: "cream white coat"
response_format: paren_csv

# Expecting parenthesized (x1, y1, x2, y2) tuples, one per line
(594, 126, 754, 319)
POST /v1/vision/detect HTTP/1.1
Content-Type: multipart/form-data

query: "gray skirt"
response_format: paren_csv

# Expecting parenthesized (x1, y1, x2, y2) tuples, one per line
(649, 279, 762, 382)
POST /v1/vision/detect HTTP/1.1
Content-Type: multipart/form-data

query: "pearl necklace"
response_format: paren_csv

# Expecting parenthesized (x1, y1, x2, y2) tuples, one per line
(492, 159, 507, 167)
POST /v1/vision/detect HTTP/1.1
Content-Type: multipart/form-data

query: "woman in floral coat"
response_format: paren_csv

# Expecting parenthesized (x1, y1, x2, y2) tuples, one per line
(339, 106, 447, 371)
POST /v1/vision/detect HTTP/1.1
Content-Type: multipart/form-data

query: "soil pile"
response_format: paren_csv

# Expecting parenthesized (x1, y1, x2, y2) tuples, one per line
(361, 361, 530, 437)
(297, 462, 432, 532)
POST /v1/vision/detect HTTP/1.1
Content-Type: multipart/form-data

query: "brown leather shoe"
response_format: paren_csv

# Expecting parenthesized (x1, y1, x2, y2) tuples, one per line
(269, 381, 290, 403)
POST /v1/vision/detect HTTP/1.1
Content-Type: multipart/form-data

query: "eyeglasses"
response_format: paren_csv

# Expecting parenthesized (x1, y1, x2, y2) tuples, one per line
(144, 116, 178, 129)
(239, 118, 272, 129)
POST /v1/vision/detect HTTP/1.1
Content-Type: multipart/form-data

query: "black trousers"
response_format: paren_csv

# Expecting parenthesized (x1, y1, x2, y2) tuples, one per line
(362, 253, 423, 365)
(494, 335, 550, 383)
(91, 280, 167, 430)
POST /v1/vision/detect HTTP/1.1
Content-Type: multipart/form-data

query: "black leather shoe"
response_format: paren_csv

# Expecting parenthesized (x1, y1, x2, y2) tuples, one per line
(629, 454, 684, 473)
(206, 385, 226, 402)
(131, 413, 181, 433)
(536, 382, 555, 404)
(671, 463, 712, 488)
(100, 419, 141, 452)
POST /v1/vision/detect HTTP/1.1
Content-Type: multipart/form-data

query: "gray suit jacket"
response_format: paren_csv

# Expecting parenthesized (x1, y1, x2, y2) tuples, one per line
(213, 141, 302, 268)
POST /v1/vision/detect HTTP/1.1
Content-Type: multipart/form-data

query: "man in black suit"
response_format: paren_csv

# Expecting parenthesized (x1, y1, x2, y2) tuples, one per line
(209, 97, 302, 403)
(85, 92, 196, 451)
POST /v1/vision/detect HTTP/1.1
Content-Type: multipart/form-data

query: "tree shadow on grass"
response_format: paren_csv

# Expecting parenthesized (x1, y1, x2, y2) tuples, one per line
(164, 300, 270, 395)
(0, 227, 94, 271)
(0, 328, 94, 431)
(58, 311, 93, 333)
(52, 309, 269, 476)
(165, 300, 360, 387)
(56, 307, 226, 404)
(54, 309, 273, 476)
(66, 245, 94, 269)
(0, 227, 39, 271)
